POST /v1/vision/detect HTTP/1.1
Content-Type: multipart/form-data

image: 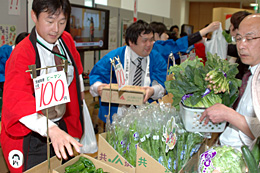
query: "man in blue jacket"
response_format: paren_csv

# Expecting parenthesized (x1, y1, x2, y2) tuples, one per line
(89, 20, 167, 123)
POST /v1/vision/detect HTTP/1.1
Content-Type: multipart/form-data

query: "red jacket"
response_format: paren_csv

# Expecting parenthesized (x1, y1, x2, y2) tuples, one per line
(0, 30, 83, 172)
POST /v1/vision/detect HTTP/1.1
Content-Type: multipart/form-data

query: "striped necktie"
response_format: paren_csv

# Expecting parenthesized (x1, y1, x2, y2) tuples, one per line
(133, 57, 142, 86)
(53, 45, 63, 71)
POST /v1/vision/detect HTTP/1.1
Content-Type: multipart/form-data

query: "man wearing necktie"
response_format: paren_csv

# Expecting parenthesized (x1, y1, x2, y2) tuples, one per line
(1, 0, 85, 172)
(89, 20, 167, 123)
(200, 14, 260, 151)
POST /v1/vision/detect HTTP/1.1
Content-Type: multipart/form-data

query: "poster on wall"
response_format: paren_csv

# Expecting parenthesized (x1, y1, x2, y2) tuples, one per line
(0, 25, 16, 46)
(225, 14, 232, 30)
(100, 16, 118, 58)
(121, 19, 133, 47)
(8, 0, 21, 15)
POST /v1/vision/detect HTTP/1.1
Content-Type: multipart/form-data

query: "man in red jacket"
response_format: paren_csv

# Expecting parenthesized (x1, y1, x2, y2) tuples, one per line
(0, 0, 85, 172)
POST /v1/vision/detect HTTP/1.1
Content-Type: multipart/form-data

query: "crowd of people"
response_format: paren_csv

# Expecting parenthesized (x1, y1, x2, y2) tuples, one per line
(0, 0, 258, 171)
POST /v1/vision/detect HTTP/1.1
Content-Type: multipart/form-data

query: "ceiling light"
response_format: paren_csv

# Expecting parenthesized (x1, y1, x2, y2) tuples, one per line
(250, 3, 258, 7)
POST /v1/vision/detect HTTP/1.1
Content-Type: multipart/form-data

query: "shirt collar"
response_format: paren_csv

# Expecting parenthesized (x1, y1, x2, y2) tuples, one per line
(128, 46, 147, 61)
(35, 29, 60, 55)
(250, 64, 259, 76)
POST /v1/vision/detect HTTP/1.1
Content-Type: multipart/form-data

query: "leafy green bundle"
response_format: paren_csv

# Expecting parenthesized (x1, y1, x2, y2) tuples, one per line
(106, 103, 204, 172)
(165, 52, 241, 109)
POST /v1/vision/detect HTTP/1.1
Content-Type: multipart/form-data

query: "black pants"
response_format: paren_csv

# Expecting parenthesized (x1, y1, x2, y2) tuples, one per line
(23, 119, 73, 171)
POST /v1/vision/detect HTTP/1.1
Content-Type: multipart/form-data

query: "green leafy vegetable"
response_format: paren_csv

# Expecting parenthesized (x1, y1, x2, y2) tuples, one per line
(199, 145, 246, 173)
(165, 53, 241, 109)
(222, 30, 232, 43)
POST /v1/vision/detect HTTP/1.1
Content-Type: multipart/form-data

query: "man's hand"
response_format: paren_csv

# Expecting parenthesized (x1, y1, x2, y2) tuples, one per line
(49, 126, 83, 160)
(200, 103, 233, 125)
(97, 84, 109, 96)
(141, 86, 154, 103)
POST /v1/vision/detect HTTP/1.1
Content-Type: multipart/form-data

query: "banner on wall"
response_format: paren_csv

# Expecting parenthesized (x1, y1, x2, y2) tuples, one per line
(133, 0, 138, 22)
(0, 25, 16, 46)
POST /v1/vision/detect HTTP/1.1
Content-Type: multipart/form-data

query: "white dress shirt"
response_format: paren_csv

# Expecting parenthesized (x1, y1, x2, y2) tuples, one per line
(219, 64, 259, 151)
(19, 30, 84, 137)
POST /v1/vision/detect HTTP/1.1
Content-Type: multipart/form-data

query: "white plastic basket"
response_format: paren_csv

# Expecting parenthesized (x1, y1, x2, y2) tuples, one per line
(180, 102, 226, 132)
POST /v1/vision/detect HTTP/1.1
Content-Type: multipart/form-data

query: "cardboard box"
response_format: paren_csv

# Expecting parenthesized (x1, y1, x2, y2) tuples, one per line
(53, 154, 123, 173)
(98, 133, 135, 173)
(25, 156, 61, 173)
(101, 84, 145, 105)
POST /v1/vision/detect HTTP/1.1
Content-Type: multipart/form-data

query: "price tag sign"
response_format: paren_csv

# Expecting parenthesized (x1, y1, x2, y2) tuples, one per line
(33, 71, 70, 111)
(115, 63, 126, 90)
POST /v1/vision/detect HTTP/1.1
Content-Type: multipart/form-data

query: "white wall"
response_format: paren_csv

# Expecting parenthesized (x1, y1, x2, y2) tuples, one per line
(108, 0, 187, 29)
(170, 0, 189, 29)
(107, 0, 121, 8)
(120, 0, 171, 18)
(27, 0, 85, 32)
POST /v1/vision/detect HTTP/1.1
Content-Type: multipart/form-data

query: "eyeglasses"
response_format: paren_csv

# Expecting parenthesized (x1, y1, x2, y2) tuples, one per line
(235, 35, 260, 43)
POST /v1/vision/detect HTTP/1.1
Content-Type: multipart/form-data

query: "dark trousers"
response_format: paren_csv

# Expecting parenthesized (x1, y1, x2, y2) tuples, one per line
(23, 119, 73, 171)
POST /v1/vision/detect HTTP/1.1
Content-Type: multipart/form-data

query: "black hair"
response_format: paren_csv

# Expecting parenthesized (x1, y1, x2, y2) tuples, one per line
(15, 32, 29, 45)
(150, 21, 167, 37)
(125, 20, 154, 46)
(180, 32, 187, 37)
(230, 11, 251, 31)
(32, 0, 71, 19)
(167, 30, 178, 41)
(169, 25, 179, 32)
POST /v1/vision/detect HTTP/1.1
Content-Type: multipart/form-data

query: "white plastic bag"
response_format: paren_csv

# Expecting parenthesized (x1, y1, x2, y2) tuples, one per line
(79, 100, 98, 154)
(205, 23, 228, 60)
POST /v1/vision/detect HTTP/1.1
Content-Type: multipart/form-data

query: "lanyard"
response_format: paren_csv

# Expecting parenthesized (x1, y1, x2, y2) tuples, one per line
(36, 39, 67, 60)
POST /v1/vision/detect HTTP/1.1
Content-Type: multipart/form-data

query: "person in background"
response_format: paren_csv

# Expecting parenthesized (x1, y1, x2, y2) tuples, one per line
(180, 31, 188, 38)
(169, 25, 179, 38)
(0, 32, 29, 91)
(200, 14, 260, 151)
(151, 21, 220, 65)
(167, 30, 178, 41)
(150, 21, 169, 41)
(228, 11, 251, 80)
(89, 20, 167, 124)
(15, 32, 29, 46)
(1, 0, 85, 172)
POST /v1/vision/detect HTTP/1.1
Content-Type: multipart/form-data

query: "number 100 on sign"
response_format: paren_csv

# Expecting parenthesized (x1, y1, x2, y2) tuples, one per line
(33, 71, 70, 111)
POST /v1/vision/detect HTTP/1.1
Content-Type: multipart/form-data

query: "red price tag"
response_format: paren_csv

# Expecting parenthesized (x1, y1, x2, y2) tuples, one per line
(33, 71, 70, 111)
(115, 63, 126, 90)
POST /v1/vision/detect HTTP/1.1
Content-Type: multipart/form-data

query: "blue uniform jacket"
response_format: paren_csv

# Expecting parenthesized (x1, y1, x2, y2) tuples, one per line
(89, 46, 167, 122)
(153, 36, 189, 65)
(0, 45, 12, 82)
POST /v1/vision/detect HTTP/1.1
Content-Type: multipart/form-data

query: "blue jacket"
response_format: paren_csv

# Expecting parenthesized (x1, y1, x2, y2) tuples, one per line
(153, 36, 189, 65)
(89, 46, 167, 122)
(0, 45, 12, 82)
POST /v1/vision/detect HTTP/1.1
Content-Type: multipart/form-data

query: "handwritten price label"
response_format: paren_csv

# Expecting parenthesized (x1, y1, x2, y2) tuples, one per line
(115, 63, 126, 90)
(33, 71, 70, 111)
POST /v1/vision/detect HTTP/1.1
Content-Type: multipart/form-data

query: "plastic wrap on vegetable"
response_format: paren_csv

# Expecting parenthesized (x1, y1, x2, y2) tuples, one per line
(105, 102, 204, 172)
(198, 145, 246, 173)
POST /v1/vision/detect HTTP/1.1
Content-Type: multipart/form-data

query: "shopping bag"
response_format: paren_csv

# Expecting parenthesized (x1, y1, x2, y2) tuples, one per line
(79, 100, 98, 154)
(204, 23, 227, 60)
